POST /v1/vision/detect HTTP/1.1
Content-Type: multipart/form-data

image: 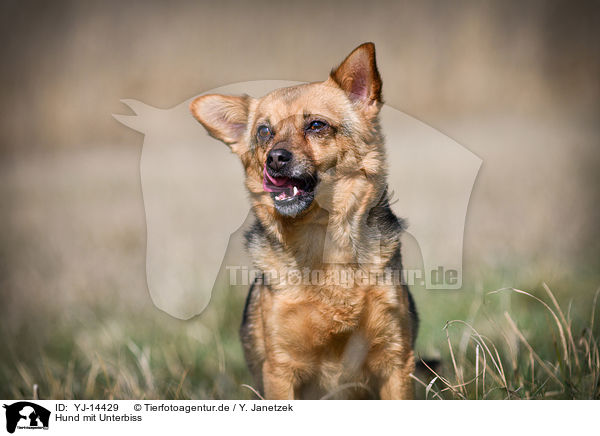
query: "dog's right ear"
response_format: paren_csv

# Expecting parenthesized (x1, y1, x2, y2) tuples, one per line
(190, 94, 251, 151)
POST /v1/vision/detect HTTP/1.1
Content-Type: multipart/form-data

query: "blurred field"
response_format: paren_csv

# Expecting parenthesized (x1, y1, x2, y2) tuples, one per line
(1, 1, 599, 400)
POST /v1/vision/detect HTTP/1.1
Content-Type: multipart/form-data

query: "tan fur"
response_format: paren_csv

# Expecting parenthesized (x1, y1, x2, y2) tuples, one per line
(191, 43, 416, 399)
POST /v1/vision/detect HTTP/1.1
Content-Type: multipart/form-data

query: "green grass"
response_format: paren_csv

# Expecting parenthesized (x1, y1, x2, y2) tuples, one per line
(412, 284, 600, 399)
(1, 275, 598, 400)
(0, 283, 253, 400)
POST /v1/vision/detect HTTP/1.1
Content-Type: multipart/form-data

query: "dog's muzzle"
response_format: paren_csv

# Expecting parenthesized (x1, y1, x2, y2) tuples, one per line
(262, 152, 317, 217)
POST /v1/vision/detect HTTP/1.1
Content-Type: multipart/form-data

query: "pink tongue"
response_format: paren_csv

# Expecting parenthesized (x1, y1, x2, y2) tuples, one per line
(263, 164, 293, 192)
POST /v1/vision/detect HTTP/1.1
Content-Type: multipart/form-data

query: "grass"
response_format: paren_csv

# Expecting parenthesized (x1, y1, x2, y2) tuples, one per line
(412, 284, 600, 400)
(1, 277, 598, 400)
(1, 283, 253, 400)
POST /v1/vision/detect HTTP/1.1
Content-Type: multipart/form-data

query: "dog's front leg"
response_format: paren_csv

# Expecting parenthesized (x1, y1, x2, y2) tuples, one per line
(378, 355, 416, 400)
(262, 360, 295, 400)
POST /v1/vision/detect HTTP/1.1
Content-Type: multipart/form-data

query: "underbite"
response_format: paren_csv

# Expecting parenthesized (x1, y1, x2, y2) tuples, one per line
(261, 164, 318, 217)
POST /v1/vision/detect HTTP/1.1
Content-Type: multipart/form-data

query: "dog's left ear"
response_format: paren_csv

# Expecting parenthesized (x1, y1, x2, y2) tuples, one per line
(330, 42, 382, 112)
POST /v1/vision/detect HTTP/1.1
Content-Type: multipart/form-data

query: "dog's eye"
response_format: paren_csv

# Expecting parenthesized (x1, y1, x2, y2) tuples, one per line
(307, 120, 328, 132)
(257, 125, 272, 140)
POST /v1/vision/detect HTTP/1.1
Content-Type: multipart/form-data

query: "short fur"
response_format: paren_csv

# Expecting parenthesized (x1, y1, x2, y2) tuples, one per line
(191, 43, 417, 399)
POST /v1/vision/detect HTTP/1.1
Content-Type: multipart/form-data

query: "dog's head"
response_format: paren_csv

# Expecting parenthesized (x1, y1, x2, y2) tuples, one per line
(191, 43, 384, 218)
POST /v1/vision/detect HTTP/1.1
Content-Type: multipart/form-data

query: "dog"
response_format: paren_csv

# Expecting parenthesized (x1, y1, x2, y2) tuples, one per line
(190, 42, 418, 399)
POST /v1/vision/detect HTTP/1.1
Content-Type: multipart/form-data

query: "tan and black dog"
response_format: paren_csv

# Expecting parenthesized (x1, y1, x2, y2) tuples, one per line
(191, 43, 418, 399)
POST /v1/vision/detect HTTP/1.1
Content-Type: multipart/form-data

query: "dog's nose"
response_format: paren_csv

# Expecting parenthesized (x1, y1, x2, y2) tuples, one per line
(267, 148, 292, 172)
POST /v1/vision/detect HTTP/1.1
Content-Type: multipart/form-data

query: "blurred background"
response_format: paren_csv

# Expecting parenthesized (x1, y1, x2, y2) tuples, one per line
(0, 0, 599, 399)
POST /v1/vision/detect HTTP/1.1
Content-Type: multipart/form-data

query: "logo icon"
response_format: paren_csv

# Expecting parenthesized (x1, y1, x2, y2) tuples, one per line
(3, 402, 50, 434)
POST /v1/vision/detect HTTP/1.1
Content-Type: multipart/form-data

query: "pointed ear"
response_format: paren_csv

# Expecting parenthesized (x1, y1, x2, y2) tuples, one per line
(190, 94, 250, 147)
(330, 42, 382, 106)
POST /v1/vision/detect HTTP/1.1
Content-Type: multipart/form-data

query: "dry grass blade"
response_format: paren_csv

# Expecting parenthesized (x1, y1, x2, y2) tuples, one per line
(542, 283, 579, 368)
(65, 359, 75, 399)
(15, 362, 34, 391)
(426, 376, 439, 399)
(491, 345, 508, 395)
(530, 353, 535, 397)
(475, 344, 480, 400)
(489, 288, 569, 368)
(214, 332, 226, 374)
(127, 341, 155, 392)
(444, 323, 466, 397)
(481, 340, 487, 395)
(174, 369, 189, 399)
(84, 362, 100, 397)
(590, 288, 600, 344)
(504, 311, 564, 389)
(409, 374, 444, 400)
(445, 320, 508, 393)
(240, 384, 265, 400)
(419, 358, 466, 399)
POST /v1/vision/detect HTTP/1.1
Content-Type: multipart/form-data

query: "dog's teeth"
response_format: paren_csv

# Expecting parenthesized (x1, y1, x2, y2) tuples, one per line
(293, 186, 298, 196)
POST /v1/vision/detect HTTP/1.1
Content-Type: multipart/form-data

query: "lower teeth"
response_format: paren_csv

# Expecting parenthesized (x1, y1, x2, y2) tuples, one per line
(276, 187, 302, 201)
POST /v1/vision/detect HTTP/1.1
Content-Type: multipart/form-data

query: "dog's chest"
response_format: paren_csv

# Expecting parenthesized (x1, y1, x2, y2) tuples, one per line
(275, 287, 383, 398)
(275, 286, 364, 339)
(272, 283, 397, 364)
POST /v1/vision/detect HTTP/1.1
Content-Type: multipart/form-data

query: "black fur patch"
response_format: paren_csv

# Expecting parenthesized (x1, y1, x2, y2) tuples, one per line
(406, 285, 419, 346)
(241, 278, 258, 327)
(244, 219, 265, 252)
(367, 186, 406, 241)
(377, 196, 418, 346)
(244, 217, 283, 253)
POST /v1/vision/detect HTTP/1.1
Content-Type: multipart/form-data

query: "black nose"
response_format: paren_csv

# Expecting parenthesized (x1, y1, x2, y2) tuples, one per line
(267, 148, 292, 172)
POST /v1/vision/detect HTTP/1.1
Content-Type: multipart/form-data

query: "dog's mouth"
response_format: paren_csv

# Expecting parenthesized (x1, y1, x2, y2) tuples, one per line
(263, 165, 317, 217)
(263, 171, 312, 200)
